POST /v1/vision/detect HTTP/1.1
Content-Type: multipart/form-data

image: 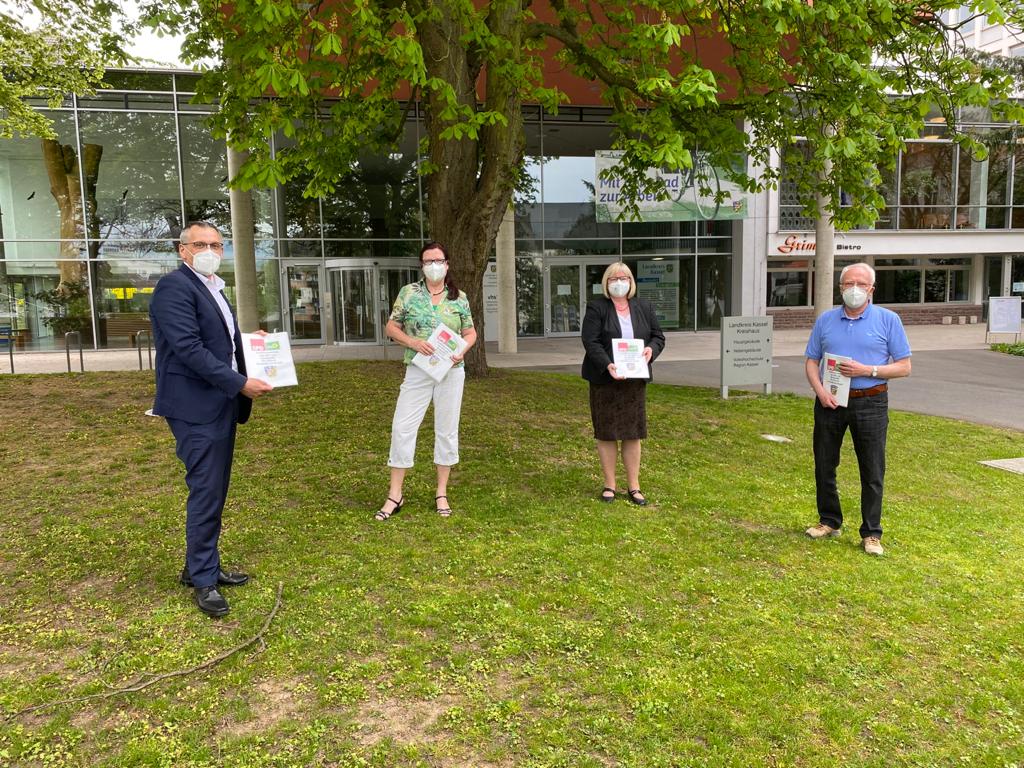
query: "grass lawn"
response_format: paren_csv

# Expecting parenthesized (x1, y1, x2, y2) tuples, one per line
(1, 362, 1023, 767)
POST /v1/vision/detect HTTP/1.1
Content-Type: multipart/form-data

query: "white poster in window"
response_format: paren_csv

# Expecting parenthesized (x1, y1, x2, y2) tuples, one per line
(557, 284, 572, 296)
(636, 260, 679, 325)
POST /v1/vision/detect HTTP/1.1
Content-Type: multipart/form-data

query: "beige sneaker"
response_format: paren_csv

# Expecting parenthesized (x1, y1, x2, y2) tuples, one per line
(862, 537, 884, 556)
(805, 523, 840, 539)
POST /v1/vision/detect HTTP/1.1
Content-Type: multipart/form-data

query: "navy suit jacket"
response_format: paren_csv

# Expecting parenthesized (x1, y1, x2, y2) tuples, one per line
(581, 296, 666, 385)
(150, 263, 252, 425)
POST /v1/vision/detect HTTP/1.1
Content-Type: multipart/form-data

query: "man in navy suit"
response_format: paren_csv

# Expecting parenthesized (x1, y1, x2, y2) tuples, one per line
(150, 221, 272, 617)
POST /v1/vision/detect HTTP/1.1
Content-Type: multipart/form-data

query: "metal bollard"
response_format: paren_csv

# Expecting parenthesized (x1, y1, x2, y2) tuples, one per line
(64, 331, 84, 372)
(2, 330, 12, 374)
(134, 330, 153, 371)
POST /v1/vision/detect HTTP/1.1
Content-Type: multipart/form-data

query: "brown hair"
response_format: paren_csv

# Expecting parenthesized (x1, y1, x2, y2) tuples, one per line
(421, 241, 458, 301)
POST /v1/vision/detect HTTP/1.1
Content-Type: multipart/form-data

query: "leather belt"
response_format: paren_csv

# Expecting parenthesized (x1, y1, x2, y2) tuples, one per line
(849, 383, 888, 398)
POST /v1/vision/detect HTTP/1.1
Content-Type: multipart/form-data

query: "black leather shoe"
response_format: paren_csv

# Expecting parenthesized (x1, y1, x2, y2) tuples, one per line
(180, 568, 250, 588)
(194, 586, 230, 617)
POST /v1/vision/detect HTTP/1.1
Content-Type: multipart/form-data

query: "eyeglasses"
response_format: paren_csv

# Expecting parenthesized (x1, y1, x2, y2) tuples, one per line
(840, 281, 872, 290)
(608, 276, 631, 284)
(422, 258, 447, 266)
(183, 241, 225, 252)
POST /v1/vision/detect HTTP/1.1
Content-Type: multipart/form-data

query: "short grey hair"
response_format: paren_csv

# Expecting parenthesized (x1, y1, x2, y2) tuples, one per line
(839, 262, 876, 286)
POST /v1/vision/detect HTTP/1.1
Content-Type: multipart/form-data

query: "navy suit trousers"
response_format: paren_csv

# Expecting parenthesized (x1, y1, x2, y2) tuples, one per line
(167, 400, 239, 589)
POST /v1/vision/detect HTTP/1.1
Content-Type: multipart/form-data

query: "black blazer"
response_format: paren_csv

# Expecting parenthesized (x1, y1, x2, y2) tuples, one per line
(581, 296, 666, 385)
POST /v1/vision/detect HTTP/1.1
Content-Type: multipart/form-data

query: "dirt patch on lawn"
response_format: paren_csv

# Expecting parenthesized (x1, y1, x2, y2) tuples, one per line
(352, 693, 461, 746)
(220, 678, 309, 738)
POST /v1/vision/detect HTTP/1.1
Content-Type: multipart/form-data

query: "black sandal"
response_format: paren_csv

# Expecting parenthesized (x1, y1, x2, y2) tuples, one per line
(436, 495, 452, 518)
(375, 496, 403, 521)
(627, 489, 648, 506)
(599, 487, 616, 502)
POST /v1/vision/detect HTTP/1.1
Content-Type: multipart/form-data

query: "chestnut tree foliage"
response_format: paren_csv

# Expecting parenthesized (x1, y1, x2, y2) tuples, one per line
(0, 0, 128, 139)
(141, 0, 1024, 372)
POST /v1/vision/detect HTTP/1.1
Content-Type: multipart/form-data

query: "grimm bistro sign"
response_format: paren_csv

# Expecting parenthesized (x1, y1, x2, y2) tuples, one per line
(774, 235, 863, 254)
(720, 316, 774, 398)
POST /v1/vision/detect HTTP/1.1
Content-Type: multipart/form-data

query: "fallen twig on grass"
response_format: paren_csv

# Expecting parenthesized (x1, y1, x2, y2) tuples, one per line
(4, 581, 284, 721)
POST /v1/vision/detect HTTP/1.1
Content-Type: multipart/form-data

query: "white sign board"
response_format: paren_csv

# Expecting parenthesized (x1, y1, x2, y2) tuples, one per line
(988, 296, 1022, 335)
(636, 260, 680, 326)
(720, 316, 773, 398)
(482, 261, 498, 342)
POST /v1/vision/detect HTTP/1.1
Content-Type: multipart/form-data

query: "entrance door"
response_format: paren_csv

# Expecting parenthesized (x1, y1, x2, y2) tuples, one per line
(285, 265, 324, 343)
(327, 264, 420, 344)
(330, 267, 377, 343)
(546, 264, 581, 335)
(377, 266, 420, 341)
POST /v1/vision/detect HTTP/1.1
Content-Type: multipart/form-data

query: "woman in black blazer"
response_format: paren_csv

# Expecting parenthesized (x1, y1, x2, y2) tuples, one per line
(581, 261, 666, 505)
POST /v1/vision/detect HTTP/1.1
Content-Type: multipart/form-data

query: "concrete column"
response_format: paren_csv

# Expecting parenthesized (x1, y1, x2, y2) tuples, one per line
(227, 143, 259, 332)
(496, 203, 517, 353)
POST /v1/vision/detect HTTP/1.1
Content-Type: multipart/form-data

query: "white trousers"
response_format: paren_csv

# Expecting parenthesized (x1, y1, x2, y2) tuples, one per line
(388, 365, 466, 468)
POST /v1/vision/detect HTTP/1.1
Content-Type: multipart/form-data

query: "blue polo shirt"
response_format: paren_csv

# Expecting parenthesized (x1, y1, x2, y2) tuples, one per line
(805, 303, 912, 390)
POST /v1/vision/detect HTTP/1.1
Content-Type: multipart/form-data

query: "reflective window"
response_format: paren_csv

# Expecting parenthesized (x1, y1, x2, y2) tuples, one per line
(179, 115, 272, 236)
(875, 269, 922, 303)
(767, 271, 809, 307)
(899, 142, 955, 229)
(77, 111, 183, 240)
(541, 121, 618, 239)
(0, 111, 83, 242)
(321, 120, 422, 239)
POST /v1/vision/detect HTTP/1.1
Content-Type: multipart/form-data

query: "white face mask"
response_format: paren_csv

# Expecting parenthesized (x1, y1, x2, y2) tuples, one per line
(842, 285, 869, 309)
(423, 262, 447, 283)
(191, 249, 221, 276)
(608, 280, 630, 298)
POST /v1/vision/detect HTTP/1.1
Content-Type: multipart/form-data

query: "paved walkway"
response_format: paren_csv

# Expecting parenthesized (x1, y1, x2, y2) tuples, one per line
(4, 324, 1022, 431)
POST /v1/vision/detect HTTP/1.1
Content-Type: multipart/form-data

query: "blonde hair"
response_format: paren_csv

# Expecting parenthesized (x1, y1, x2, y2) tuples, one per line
(601, 261, 636, 299)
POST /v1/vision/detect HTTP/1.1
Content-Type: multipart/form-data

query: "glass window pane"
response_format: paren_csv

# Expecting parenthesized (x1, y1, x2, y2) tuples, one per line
(950, 269, 968, 301)
(179, 114, 273, 236)
(102, 71, 174, 92)
(321, 120, 422, 239)
(1, 256, 92, 350)
(542, 122, 618, 238)
(924, 269, 948, 302)
(280, 176, 320, 238)
(515, 254, 543, 336)
(875, 270, 921, 303)
(0, 111, 83, 242)
(77, 111, 182, 240)
(900, 142, 954, 229)
(767, 271, 809, 306)
(697, 253, 729, 329)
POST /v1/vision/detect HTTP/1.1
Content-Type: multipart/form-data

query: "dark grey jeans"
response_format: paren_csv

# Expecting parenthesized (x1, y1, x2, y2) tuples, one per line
(813, 391, 888, 539)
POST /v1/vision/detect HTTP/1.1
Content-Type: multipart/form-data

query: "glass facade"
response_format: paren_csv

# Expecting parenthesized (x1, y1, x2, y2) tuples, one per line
(779, 125, 1024, 232)
(1, 78, 741, 349)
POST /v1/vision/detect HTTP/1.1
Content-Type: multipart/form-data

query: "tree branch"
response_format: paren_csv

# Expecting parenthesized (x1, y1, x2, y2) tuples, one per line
(4, 582, 284, 722)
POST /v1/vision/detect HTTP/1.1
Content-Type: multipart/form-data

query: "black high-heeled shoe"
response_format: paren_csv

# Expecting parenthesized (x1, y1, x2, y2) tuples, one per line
(626, 489, 648, 506)
(375, 496, 403, 521)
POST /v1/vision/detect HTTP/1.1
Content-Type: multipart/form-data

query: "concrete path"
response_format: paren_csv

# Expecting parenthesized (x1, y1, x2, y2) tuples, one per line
(4, 324, 1022, 431)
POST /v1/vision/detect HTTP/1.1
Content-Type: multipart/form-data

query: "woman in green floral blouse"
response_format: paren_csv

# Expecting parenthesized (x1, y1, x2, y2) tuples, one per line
(376, 242, 477, 521)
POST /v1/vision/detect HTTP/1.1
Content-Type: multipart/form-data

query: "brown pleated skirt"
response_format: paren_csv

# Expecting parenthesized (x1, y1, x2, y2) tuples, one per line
(589, 380, 648, 441)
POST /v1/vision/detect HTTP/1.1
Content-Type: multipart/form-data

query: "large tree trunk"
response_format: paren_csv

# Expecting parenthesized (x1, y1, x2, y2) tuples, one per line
(419, 0, 526, 376)
(42, 139, 88, 290)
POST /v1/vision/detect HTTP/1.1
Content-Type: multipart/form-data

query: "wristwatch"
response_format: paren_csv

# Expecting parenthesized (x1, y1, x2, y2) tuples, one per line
(871, 365, 879, 378)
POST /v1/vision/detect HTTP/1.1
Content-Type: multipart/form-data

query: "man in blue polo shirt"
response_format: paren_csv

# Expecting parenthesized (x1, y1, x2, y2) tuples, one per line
(803, 262, 912, 556)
